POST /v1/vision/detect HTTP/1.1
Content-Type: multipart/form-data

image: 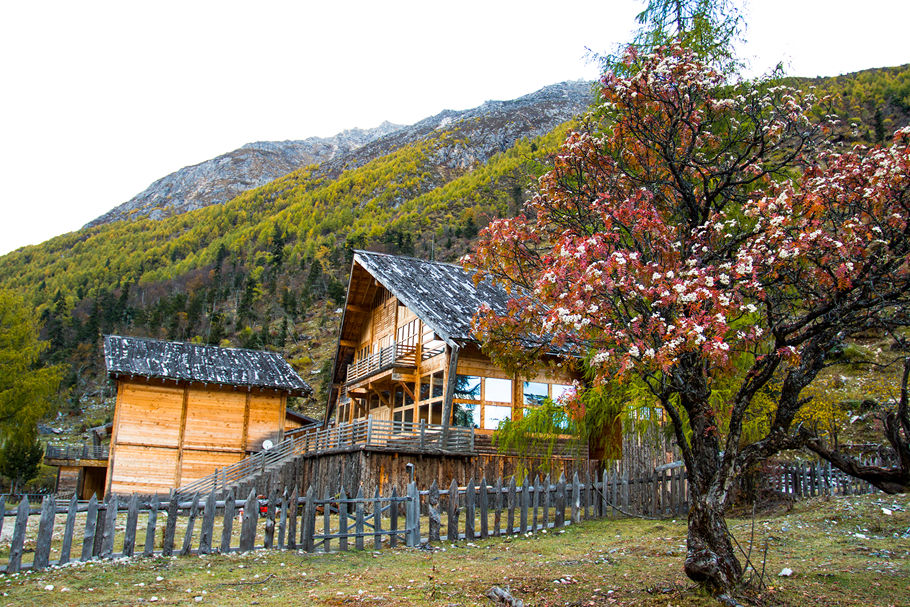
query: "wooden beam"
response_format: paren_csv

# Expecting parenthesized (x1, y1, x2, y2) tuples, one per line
(240, 392, 251, 453)
(173, 384, 190, 488)
(346, 304, 369, 314)
(440, 344, 460, 443)
(339, 339, 358, 348)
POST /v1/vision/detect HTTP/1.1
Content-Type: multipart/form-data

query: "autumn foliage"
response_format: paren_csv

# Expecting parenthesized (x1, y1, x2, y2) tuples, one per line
(466, 45, 910, 592)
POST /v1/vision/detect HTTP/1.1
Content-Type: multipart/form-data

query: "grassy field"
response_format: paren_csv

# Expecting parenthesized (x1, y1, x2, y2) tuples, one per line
(1, 492, 907, 607)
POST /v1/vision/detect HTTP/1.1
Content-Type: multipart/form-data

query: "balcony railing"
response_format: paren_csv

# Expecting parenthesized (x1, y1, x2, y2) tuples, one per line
(177, 418, 474, 496)
(45, 444, 109, 461)
(346, 342, 418, 385)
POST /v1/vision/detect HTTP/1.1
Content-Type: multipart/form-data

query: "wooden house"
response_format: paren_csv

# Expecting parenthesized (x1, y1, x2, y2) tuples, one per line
(102, 335, 312, 495)
(327, 250, 582, 443)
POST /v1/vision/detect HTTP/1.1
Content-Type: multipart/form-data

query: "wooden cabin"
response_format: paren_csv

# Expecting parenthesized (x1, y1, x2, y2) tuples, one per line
(102, 335, 312, 495)
(327, 251, 583, 441)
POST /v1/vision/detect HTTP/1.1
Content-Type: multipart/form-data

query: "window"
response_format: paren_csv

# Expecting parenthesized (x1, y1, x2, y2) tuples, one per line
(523, 381, 548, 406)
(453, 402, 480, 428)
(484, 405, 511, 429)
(551, 383, 574, 403)
(431, 371, 445, 398)
(454, 375, 481, 400)
(484, 378, 512, 403)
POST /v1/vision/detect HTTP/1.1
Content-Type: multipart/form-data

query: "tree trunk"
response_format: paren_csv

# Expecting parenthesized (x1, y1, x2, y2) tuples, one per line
(684, 495, 742, 593)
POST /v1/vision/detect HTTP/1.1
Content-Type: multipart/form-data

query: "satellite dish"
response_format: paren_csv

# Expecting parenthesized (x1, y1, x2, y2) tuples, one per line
(262, 439, 274, 451)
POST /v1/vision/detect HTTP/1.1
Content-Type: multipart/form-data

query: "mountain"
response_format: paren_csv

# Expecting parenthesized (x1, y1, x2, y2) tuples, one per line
(1, 67, 907, 424)
(85, 122, 404, 227)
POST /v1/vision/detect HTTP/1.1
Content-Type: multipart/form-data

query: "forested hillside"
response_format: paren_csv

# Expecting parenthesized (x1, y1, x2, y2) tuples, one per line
(1, 66, 908, 423)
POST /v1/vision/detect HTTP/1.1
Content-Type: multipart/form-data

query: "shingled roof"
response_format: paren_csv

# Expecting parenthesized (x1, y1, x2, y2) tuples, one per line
(103, 335, 312, 396)
(353, 250, 515, 346)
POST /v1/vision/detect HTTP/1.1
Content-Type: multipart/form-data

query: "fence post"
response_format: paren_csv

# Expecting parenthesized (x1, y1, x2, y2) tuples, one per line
(406, 481, 421, 547)
(571, 472, 581, 524)
(81, 494, 99, 561)
(59, 494, 79, 565)
(428, 480, 441, 543)
(366, 415, 374, 447)
(419, 419, 426, 450)
(33, 495, 56, 570)
(465, 478, 476, 540)
(303, 485, 316, 552)
(7, 499, 30, 573)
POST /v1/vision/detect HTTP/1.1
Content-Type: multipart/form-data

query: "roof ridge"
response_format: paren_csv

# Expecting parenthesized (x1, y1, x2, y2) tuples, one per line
(105, 334, 286, 356)
(353, 249, 466, 270)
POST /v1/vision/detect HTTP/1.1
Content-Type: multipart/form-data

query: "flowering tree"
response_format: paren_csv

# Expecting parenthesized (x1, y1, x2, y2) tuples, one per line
(465, 46, 910, 595)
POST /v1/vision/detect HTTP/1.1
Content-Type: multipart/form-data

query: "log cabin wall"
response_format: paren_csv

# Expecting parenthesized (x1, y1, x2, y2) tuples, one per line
(235, 446, 598, 503)
(105, 379, 287, 495)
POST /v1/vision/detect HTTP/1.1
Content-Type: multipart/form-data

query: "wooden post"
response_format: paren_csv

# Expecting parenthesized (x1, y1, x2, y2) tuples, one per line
(220, 492, 235, 553)
(199, 490, 217, 555)
(555, 474, 566, 528)
(428, 480, 441, 543)
(520, 479, 530, 533)
(144, 495, 160, 556)
(93, 495, 107, 556)
(33, 495, 56, 570)
(494, 476, 503, 537)
(180, 493, 200, 557)
(264, 488, 278, 549)
(322, 489, 332, 552)
(287, 487, 299, 550)
(123, 494, 140, 557)
(542, 474, 551, 530)
(277, 489, 288, 550)
(374, 487, 383, 550)
(239, 490, 258, 552)
(163, 490, 179, 556)
(465, 478, 476, 540)
(7, 499, 30, 573)
(507, 476, 516, 535)
(355, 486, 365, 551)
(81, 494, 99, 561)
(532, 475, 541, 532)
(59, 494, 79, 565)
(571, 472, 581, 524)
(406, 481, 420, 547)
(390, 487, 399, 548)
(447, 478, 459, 541)
(440, 344, 461, 446)
(338, 488, 349, 551)
(303, 485, 316, 552)
(479, 476, 489, 539)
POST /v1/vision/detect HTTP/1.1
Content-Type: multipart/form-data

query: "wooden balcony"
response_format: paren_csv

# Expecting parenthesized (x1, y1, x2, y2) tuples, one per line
(346, 342, 418, 385)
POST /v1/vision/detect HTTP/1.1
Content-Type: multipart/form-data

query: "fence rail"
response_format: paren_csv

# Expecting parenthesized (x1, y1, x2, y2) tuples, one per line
(177, 418, 474, 497)
(45, 444, 109, 461)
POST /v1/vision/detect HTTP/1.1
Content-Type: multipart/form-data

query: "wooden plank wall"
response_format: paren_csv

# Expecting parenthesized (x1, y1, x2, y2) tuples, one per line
(230, 447, 596, 503)
(107, 380, 287, 495)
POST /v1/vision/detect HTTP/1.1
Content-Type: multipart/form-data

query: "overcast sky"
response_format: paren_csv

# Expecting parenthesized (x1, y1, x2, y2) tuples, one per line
(1, 1, 907, 256)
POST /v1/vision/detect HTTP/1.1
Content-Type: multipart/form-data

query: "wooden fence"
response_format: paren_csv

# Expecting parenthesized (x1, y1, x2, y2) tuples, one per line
(766, 460, 881, 499)
(0, 468, 687, 574)
(4, 458, 878, 574)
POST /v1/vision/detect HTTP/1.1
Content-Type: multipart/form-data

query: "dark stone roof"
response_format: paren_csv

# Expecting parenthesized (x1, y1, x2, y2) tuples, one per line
(103, 335, 312, 396)
(353, 251, 515, 345)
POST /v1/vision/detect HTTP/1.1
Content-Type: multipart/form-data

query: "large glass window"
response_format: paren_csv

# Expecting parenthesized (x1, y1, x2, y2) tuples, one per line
(431, 371, 445, 398)
(523, 381, 548, 406)
(454, 375, 481, 400)
(551, 383, 574, 403)
(453, 402, 481, 427)
(484, 378, 512, 403)
(484, 405, 512, 429)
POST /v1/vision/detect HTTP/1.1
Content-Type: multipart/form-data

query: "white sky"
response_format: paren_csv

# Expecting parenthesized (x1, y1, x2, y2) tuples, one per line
(0, 1, 907, 256)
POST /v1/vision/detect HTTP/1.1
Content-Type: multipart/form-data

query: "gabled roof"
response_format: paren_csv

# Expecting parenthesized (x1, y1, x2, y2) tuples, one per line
(352, 250, 514, 346)
(104, 335, 312, 396)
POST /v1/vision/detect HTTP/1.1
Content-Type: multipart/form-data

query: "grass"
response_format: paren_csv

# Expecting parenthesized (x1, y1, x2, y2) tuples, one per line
(1, 492, 907, 606)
